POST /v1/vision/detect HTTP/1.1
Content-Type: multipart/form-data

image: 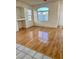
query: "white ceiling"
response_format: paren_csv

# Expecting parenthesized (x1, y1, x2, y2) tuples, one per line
(17, 0, 58, 5)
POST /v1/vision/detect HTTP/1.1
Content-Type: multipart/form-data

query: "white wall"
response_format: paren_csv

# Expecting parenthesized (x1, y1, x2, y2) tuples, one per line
(48, 1, 59, 28)
(16, 21, 19, 31)
(33, 1, 59, 28)
(16, 1, 30, 8)
(16, 7, 24, 19)
(16, 7, 21, 19)
(16, 1, 34, 28)
(58, 0, 63, 26)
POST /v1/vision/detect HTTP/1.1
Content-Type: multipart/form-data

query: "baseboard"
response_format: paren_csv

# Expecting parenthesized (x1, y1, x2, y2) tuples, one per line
(57, 26, 63, 29)
(32, 26, 57, 29)
(18, 26, 61, 29)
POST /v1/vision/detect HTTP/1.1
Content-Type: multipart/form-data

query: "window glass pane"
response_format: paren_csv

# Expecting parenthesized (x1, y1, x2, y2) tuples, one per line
(28, 16, 31, 21)
(37, 7, 48, 12)
(27, 9, 32, 21)
(27, 10, 32, 15)
(38, 11, 48, 21)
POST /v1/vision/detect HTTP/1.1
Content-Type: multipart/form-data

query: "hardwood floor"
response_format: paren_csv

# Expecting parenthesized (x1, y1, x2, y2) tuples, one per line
(16, 27, 63, 59)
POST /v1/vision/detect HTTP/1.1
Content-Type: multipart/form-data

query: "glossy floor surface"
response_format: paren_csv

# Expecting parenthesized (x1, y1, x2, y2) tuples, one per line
(16, 27, 63, 59)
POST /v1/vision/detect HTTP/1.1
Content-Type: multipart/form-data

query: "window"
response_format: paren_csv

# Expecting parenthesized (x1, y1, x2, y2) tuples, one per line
(37, 7, 48, 21)
(27, 9, 32, 21)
